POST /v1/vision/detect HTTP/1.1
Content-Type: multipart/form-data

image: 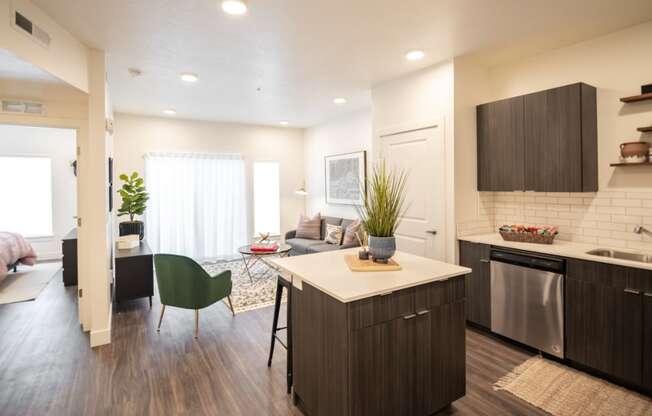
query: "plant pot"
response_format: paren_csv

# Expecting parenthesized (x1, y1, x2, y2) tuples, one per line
(119, 221, 144, 240)
(620, 141, 650, 158)
(368, 236, 396, 263)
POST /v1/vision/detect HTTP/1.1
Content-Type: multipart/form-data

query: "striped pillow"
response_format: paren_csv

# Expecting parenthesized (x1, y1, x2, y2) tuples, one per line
(325, 224, 343, 245)
(295, 213, 321, 240)
(342, 219, 362, 245)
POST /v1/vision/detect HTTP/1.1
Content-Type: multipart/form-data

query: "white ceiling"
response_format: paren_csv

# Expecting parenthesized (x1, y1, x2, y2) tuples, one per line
(33, 0, 652, 127)
(0, 48, 63, 83)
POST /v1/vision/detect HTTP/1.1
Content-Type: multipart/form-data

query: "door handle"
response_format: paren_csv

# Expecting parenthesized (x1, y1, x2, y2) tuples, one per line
(624, 288, 641, 295)
(403, 313, 417, 320)
(416, 309, 430, 316)
(425, 230, 437, 235)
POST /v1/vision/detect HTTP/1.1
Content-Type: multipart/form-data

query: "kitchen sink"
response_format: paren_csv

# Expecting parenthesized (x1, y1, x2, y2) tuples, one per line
(586, 248, 652, 263)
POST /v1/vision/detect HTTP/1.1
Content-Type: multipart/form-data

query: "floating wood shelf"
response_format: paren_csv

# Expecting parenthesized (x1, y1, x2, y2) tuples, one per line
(637, 126, 652, 133)
(620, 92, 652, 103)
(610, 161, 652, 167)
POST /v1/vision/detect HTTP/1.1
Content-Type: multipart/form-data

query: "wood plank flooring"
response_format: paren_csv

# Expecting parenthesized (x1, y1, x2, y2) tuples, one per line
(0, 270, 546, 415)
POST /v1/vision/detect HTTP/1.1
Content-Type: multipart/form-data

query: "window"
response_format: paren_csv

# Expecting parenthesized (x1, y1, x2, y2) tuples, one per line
(0, 156, 53, 237)
(145, 152, 248, 260)
(253, 161, 280, 236)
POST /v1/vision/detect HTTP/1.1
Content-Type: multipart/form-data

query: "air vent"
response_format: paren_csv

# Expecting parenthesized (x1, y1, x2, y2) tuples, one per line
(12, 10, 51, 48)
(1, 99, 46, 116)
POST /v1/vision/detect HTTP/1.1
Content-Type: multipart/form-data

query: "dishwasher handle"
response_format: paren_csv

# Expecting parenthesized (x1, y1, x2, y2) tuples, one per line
(491, 249, 565, 274)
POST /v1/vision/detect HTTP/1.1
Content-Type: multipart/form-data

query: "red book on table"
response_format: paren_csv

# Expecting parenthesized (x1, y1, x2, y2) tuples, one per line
(250, 243, 279, 252)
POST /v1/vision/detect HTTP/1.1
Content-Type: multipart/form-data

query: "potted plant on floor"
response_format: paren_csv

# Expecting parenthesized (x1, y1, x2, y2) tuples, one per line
(117, 172, 149, 240)
(356, 161, 408, 263)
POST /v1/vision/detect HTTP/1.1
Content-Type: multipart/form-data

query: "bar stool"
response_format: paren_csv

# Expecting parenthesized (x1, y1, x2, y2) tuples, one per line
(267, 274, 292, 394)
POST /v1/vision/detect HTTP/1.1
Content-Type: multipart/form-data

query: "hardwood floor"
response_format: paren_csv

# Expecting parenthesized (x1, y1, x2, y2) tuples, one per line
(0, 270, 546, 415)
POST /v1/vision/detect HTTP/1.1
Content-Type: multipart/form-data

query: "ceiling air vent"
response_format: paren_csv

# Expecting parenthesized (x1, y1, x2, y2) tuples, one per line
(1, 99, 46, 116)
(12, 10, 51, 48)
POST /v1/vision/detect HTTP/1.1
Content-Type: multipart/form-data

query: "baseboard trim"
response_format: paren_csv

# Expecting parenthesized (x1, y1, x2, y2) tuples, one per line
(90, 303, 112, 348)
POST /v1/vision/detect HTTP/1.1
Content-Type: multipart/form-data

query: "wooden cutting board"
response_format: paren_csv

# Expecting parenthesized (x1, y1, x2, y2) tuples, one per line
(345, 254, 402, 272)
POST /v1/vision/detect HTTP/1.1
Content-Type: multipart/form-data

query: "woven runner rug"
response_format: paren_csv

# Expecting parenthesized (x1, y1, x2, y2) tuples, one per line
(494, 356, 652, 416)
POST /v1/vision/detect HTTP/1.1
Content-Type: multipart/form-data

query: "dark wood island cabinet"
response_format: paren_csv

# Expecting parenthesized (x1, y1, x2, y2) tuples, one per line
(273, 249, 471, 416)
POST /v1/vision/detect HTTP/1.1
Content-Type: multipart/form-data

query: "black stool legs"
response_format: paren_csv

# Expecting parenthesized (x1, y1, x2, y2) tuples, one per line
(267, 275, 292, 394)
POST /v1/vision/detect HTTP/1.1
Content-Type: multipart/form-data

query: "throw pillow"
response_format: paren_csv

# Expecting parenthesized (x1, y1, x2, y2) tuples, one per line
(342, 219, 362, 245)
(325, 224, 343, 245)
(295, 213, 321, 240)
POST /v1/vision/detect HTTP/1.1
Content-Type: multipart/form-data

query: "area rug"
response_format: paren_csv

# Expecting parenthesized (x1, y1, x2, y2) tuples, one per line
(494, 356, 652, 416)
(202, 259, 286, 314)
(0, 262, 61, 305)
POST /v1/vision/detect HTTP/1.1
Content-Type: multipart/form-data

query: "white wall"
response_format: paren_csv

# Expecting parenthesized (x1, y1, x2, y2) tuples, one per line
(371, 60, 456, 262)
(0, 0, 89, 92)
(303, 109, 372, 219)
(0, 124, 76, 259)
(455, 20, 652, 252)
(112, 113, 305, 242)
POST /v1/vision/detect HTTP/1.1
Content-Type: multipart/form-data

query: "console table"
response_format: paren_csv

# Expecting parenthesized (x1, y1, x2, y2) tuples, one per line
(114, 240, 154, 306)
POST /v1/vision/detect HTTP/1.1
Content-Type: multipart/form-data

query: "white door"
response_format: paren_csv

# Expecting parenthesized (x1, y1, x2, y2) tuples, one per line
(380, 123, 446, 260)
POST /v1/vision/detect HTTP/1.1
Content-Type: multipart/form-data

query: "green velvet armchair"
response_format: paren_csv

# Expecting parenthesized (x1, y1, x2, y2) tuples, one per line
(154, 254, 234, 338)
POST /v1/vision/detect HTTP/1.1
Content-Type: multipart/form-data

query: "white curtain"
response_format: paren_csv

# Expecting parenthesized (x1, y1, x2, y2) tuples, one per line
(145, 152, 248, 261)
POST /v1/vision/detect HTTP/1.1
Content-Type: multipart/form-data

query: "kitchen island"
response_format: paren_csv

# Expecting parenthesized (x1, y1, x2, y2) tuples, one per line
(271, 248, 471, 416)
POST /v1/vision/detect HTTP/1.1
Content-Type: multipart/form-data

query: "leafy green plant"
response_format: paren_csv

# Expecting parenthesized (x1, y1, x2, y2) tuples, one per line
(117, 172, 149, 222)
(356, 161, 408, 237)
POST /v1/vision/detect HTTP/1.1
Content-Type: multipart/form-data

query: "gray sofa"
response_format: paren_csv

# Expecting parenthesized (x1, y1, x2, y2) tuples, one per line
(284, 216, 360, 255)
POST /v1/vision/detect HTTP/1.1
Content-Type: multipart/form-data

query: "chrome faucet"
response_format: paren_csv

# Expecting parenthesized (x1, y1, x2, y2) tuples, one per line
(633, 225, 652, 238)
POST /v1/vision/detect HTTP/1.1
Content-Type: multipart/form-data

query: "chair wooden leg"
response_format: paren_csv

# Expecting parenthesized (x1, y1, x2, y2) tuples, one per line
(227, 295, 235, 316)
(157, 305, 166, 332)
(195, 309, 199, 339)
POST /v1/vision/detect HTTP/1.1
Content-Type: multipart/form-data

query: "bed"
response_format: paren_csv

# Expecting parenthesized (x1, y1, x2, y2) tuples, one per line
(0, 232, 37, 283)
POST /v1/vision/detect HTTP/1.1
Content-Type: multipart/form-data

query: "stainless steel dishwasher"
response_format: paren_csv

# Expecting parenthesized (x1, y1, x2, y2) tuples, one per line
(490, 249, 565, 358)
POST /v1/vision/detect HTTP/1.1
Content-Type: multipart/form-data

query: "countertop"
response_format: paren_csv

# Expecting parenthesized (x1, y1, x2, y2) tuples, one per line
(270, 248, 471, 303)
(458, 233, 652, 271)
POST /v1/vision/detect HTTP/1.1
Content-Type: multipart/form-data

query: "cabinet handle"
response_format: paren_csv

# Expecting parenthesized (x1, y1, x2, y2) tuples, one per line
(403, 313, 417, 320)
(624, 288, 641, 295)
(480, 259, 490, 263)
(644, 292, 652, 297)
(379, 291, 394, 297)
(416, 309, 430, 316)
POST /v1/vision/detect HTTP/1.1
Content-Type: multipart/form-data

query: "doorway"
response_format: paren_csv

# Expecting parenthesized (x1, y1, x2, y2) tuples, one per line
(379, 121, 446, 260)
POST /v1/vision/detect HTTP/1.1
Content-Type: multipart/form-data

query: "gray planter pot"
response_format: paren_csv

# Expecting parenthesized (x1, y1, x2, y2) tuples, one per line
(368, 236, 396, 263)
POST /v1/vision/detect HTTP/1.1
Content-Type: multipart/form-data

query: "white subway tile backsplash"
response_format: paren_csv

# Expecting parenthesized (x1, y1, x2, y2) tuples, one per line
(626, 207, 652, 216)
(458, 189, 652, 252)
(612, 199, 642, 207)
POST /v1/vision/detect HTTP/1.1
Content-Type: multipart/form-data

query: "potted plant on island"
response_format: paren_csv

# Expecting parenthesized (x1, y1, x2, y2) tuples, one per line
(356, 161, 408, 263)
(117, 172, 149, 240)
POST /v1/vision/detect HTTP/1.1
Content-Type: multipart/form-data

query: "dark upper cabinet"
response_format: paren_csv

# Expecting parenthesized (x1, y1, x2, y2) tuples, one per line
(477, 83, 597, 192)
(566, 259, 649, 387)
(477, 96, 525, 191)
(458, 241, 491, 328)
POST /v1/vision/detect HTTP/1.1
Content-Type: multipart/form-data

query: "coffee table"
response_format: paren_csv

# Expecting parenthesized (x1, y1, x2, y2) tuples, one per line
(238, 244, 292, 282)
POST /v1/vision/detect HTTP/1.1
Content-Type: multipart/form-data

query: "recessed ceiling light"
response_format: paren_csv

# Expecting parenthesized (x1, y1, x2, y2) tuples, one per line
(222, 0, 247, 15)
(162, 109, 177, 115)
(279, 121, 289, 126)
(180, 72, 199, 83)
(333, 98, 347, 105)
(405, 50, 425, 61)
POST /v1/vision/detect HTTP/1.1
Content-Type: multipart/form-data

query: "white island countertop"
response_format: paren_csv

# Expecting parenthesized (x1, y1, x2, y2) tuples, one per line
(458, 233, 652, 271)
(269, 248, 471, 303)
